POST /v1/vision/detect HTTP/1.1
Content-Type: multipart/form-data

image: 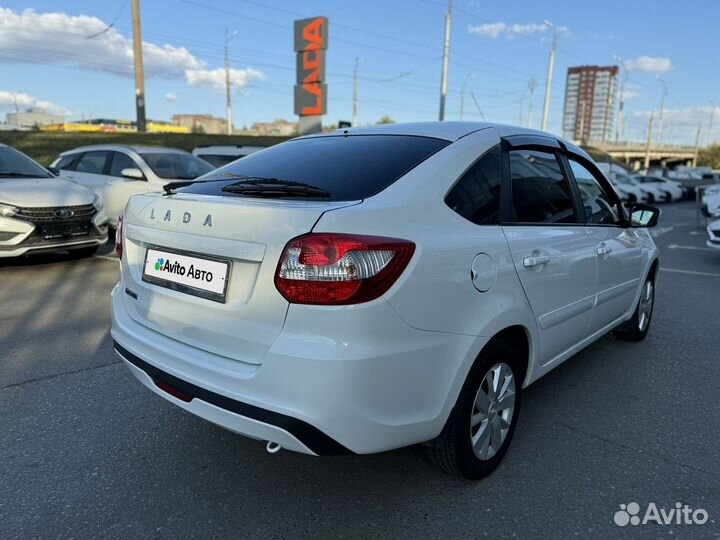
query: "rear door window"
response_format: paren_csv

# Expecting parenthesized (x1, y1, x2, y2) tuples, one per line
(179, 135, 450, 201)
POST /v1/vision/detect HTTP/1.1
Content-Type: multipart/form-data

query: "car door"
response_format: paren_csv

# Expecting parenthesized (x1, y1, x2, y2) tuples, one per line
(565, 155, 643, 333)
(103, 151, 153, 224)
(500, 141, 597, 364)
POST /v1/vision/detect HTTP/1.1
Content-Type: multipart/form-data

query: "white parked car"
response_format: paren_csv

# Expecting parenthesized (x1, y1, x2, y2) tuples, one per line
(192, 145, 265, 168)
(707, 218, 720, 249)
(633, 174, 684, 202)
(0, 144, 107, 258)
(111, 122, 660, 479)
(701, 184, 720, 217)
(51, 145, 213, 228)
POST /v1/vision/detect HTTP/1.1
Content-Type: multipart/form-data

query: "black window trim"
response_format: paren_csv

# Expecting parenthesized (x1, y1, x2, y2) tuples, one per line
(499, 139, 586, 227)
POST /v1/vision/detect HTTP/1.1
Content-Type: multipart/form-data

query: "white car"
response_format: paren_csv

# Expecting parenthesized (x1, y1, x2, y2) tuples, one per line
(0, 143, 107, 257)
(633, 174, 684, 202)
(51, 145, 213, 228)
(701, 184, 720, 218)
(707, 218, 720, 249)
(111, 122, 660, 479)
(192, 145, 265, 168)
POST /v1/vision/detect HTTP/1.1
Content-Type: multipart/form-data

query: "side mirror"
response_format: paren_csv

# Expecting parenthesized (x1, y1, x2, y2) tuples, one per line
(121, 168, 145, 180)
(628, 203, 660, 228)
(47, 166, 60, 176)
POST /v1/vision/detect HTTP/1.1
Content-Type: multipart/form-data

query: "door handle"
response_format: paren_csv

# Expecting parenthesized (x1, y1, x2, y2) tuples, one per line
(597, 245, 613, 257)
(523, 255, 550, 268)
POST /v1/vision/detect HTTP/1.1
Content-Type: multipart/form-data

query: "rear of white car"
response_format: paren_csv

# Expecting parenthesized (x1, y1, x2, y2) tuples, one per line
(112, 123, 659, 477)
(112, 131, 476, 455)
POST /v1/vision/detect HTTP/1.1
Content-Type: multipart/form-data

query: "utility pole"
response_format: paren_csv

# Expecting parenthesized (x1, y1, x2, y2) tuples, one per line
(527, 78, 537, 128)
(644, 111, 655, 170)
(131, 0, 146, 132)
(438, 0, 453, 121)
(470, 92, 485, 121)
(224, 29, 238, 135)
(352, 57, 362, 127)
(540, 20, 556, 132)
(656, 74, 667, 145)
(613, 56, 627, 142)
(459, 73, 471, 120)
(707, 98, 716, 147)
(517, 92, 524, 125)
(693, 123, 702, 167)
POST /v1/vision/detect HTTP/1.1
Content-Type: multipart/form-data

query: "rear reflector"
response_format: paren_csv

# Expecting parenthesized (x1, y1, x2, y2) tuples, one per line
(275, 233, 415, 305)
(152, 378, 193, 403)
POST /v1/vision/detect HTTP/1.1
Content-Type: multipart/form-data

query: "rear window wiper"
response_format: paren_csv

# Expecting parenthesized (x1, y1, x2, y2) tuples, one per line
(220, 177, 331, 198)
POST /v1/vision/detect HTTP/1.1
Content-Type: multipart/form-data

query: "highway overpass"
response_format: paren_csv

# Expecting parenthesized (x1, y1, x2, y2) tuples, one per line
(587, 141, 696, 170)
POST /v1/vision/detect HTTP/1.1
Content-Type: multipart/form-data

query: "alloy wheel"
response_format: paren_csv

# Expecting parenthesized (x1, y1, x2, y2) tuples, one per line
(470, 362, 516, 460)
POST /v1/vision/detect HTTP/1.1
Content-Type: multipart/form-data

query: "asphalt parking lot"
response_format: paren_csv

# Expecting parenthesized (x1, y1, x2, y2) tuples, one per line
(1, 201, 719, 539)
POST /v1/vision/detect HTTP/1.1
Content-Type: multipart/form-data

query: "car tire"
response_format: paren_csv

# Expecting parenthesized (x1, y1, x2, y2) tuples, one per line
(69, 246, 100, 258)
(427, 339, 522, 480)
(646, 193, 655, 203)
(615, 275, 655, 342)
(628, 193, 637, 204)
(664, 191, 672, 203)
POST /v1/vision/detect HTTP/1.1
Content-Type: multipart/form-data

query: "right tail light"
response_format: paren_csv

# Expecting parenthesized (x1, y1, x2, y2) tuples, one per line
(275, 233, 415, 305)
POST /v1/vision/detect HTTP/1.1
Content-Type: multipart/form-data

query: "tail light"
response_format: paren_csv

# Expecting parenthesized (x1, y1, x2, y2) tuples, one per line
(115, 215, 124, 259)
(275, 233, 415, 305)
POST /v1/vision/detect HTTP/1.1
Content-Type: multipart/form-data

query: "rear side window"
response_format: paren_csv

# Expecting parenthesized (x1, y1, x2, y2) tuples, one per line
(56, 154, 79, 171)
(444, 144, 501, 225)
(76, 151, 111, 175)
(180, 135, 449, 201)
(509, 149, 579, 224)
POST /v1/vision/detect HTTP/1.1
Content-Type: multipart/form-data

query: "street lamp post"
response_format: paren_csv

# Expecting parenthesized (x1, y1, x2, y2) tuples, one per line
(225, 28, 239, 136)
(656, 74, 667, 145)
(540, 20, 557, 132)
(613, 55, 628, 142)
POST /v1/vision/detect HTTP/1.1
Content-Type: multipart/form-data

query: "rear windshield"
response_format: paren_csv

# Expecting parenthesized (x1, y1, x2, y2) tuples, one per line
(179, 135, 450, 201)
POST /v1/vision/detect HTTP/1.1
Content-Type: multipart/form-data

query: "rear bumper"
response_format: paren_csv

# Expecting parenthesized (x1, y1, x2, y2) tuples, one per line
(111, 281, 480, 455)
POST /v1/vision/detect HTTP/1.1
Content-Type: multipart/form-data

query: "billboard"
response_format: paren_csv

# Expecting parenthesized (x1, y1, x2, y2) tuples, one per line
(294, 17, 328, 117)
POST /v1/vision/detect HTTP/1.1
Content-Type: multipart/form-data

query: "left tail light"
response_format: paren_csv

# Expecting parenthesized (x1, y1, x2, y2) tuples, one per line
(115, 215, 124, 259)
(275, 233, 415, 305)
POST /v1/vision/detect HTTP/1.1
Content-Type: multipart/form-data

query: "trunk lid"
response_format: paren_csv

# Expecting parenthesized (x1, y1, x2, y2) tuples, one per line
(121, 192, 358, 365)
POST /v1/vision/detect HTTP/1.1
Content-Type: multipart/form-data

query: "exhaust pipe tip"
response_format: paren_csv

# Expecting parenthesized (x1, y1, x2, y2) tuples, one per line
(266, 441, 282, 454)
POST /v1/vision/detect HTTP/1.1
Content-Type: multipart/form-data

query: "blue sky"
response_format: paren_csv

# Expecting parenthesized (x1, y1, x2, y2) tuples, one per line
(0, 0, 718, 144)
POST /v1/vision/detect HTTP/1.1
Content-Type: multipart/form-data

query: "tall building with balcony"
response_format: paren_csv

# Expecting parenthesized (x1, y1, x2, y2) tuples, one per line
(562, 65, 618, 143)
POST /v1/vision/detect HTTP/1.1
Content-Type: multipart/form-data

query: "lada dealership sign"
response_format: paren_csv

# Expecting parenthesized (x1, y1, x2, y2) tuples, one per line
(294, 17, 328, 116)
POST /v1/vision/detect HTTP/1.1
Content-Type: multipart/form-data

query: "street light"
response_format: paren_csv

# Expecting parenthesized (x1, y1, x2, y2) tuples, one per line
(540, 20, 557, 132)
(707, 98, 716, 147)
(655, 74, 667, 145)
(225, 28, 239, 135)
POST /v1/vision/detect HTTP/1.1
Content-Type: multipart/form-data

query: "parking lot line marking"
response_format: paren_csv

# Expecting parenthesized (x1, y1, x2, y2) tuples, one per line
(667, 244, 716, 252)
(660, 267, 720, 278)
(93, 255, 118, 262)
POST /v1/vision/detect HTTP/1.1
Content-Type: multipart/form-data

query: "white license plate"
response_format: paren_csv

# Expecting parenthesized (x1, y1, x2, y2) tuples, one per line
(142, 247, 230, 302)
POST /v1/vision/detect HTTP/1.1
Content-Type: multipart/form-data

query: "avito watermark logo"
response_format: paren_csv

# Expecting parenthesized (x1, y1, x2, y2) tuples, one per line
(614, 502, 709, 527)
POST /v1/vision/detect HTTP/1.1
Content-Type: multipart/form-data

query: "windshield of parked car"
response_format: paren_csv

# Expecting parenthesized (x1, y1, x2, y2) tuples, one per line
(0, 146, 53, 178)
(140, 152, 213, 180)
(179, 135, 450, 201)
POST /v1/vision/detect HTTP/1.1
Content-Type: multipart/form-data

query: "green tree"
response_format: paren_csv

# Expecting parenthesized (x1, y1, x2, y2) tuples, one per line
(376, 115, 395, 124)
(697, 144, 720, 169)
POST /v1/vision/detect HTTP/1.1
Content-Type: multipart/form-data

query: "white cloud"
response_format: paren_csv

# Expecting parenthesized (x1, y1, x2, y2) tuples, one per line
(185, 67, 266, 92)
(625, 105, 717, 145)
(625, 56, 673, 74)
(468, 22, 569, 39)
(0, 90, 69, 115)
(165, 92, 177, 102)
(0, 6, 203, 78)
